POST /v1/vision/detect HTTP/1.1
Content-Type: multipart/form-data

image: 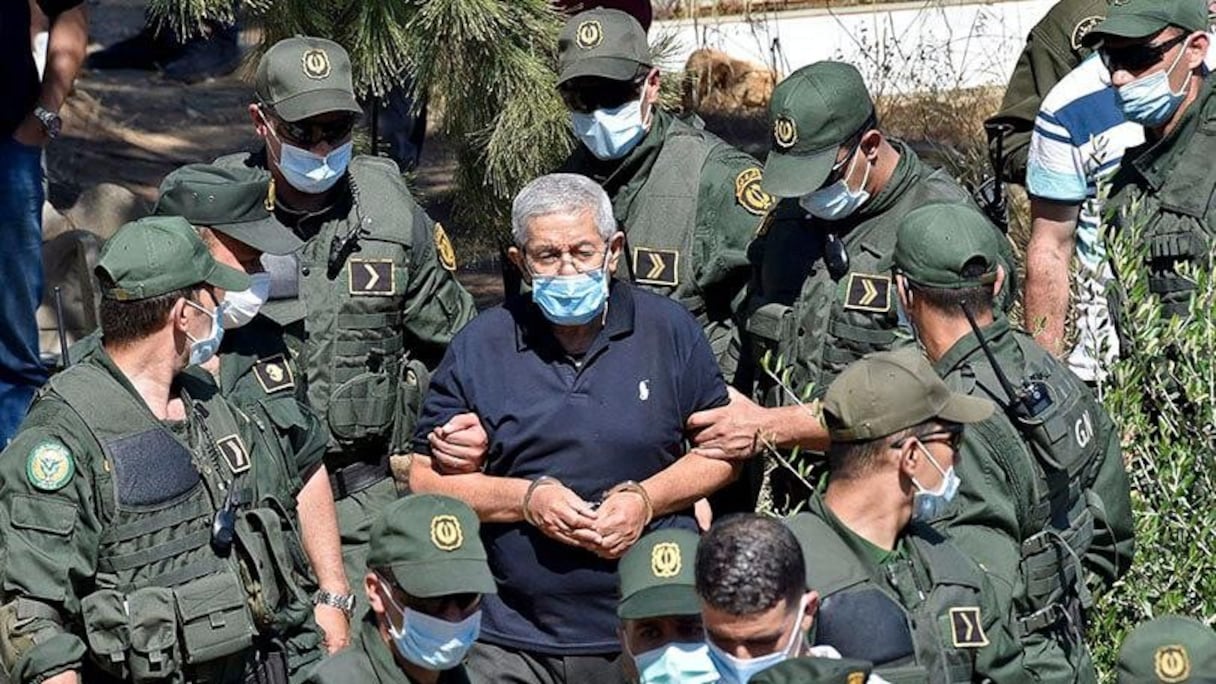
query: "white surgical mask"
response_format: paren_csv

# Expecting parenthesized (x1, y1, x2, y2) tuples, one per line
(384, 589, 481, 671)
(799, 148, 872, 221)
(221, 272, 271, 330)
(185, 299, 225, 366)
(910, 442, 961, 522)
(707, 596, 807, 684)
(572, 99, 649, 160)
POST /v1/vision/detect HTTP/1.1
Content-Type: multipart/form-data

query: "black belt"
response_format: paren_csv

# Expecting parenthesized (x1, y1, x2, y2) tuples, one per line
(328, 458, 390, 500)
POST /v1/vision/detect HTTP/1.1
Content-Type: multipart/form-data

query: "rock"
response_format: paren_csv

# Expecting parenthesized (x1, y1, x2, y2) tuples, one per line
(41, 201, 74, 242)
(683, 48, 777, 113)
(37, 230, 104, 358)
(63, 182, 148, 241)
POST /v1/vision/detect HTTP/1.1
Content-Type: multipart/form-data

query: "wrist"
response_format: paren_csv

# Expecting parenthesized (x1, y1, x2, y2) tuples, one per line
(32, 106, 61, 139)
(607, 481, 653, 525)
(312, 590, 356, 619)
(522, 476, 559, 525)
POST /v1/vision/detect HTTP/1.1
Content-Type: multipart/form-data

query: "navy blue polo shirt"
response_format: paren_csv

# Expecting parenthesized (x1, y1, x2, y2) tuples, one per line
(413, 280, 727, 656)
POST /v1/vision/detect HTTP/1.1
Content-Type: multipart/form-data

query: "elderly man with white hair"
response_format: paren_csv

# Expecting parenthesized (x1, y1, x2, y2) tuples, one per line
(407, 173, 739, 684)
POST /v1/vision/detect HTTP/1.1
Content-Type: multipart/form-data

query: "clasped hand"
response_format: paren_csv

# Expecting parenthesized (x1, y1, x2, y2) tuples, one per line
(526, 483, 648, 559)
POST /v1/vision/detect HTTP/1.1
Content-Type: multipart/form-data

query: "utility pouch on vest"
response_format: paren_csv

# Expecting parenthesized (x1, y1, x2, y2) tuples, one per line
(391, 358, 430, 454)
(81, 590, 130, 679)
(0, 598, 67, 674)
(128, 587, 180, 681)
(327, 370, 396, 446)
(174, 571, 256, 666)
(747, 303, 791, 349)
(233, 506, 312, 633)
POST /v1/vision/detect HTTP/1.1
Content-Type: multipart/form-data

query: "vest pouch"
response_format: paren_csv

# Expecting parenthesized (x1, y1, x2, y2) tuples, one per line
(391, 358, 430, 454)
(127, 586, 180, 681)
(81, 589, 130, 679)
(173, 570, 255, 666)
(233, 506, 312, 634)
(327, 370, 395, 445)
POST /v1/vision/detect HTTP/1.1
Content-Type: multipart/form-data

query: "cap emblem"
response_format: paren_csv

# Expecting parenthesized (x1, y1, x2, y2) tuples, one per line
(302, 48, 332, 80)
(651, 542, 681, 578)
(847, 673, 865, 684)
(774, 115, 798, 149)
(576, 20, 604, 49)
(431, 514, 464, 551)
(1155, 645, 1191, 682)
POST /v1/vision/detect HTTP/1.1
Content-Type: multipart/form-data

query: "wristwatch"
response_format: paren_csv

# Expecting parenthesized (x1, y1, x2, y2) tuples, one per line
(312, 590, 356, 618)
(33, 106, 61, 140)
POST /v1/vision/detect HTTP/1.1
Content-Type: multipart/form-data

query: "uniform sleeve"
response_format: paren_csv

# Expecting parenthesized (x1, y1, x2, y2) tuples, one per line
(410, 341, 472, 456)
(934, 419, 1034, 620)
(973, 567, 1028, 681)
(401, 203, 477, 368)
(1081, 410, 1135, 588)
(0, 401, 100, 680)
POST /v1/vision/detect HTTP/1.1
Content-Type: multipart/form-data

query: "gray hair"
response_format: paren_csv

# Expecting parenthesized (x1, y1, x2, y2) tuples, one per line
(511, 173, 617, 246)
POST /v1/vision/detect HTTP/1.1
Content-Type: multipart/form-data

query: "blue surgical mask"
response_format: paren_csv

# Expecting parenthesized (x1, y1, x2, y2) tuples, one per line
(271, 136, 353, 194)
(384, 592, 481, 671)
(911, 443, 961, 522)
(799, 149, 872, 221)
(185, 299, 225, 366)
(707, 597, 806, 684)
(631, 641, 719, 684)
(572, 99, 648, 160)
(1115, 38, 1191, 127)
(529, 250, 612, 326)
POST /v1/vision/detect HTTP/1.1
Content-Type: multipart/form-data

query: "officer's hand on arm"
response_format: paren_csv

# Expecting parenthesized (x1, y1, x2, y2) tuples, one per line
(524, 481, 602, 552)
(684, 387, 768, 460)
(428, 412, 489, 474)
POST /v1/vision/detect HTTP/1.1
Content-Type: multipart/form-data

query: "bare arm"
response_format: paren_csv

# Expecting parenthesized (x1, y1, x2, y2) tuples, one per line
(296, 465, 350, 653)
(41, 4, 87, 112)
(408, 454, 531, 523)
(1024, 198, 1080, 356)
(641, 452, 741, 518)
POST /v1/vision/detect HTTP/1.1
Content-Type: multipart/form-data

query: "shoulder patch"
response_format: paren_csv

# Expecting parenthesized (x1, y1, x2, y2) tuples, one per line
(348, 258, 396, 296)
(26, 440, 75, 492)
(843, 273, 891, 313)
(632, 247, 679, 287)
(434, 223, 457, 272)
(949, 607, 990, 648)
(1071, 15, 1103, 51)
(216, 435, 251, 475)
(253, 354, 295, 394)
(735, 167, 776, 216)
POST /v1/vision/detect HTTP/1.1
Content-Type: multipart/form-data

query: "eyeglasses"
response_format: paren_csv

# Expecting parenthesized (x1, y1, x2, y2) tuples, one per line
(559, 77, 646, 114)
(525, 243, 609, 276)
(891, 423, 965, 451)
(825, 233, 850, 280)
(262, 107, 358, 147)
(1100, 32, 1189, 73)
(403, 592, 481, 617)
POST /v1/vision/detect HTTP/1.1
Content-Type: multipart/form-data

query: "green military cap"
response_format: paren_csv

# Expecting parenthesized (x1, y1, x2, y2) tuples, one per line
(155, 164, 303, 256)
(366, 494, 497, 598)
(888, 203, 1002, 289)
(255, 36, 362, 122)
(824, 348, 994, 442)
(747, 655, 874, 684)
(1117, 615, 1216, 683)
(557, 8, 652, 86)
(97, 216, 251, 301)
(763, 61, 875, 198)
(1083, 0, 1208, 47)
(618, 528, 701, 620)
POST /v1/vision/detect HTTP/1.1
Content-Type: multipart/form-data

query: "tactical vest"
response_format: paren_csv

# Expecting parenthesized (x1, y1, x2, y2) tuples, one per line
(46, 364, 312, 682)
(794, 513, 990, 684)
(616, 125, 727, 358)
(238, 155, 430, 466)
(956, 331, 1105, 642)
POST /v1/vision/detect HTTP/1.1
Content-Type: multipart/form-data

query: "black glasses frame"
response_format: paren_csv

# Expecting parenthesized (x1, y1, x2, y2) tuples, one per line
(1100, 32, 1189, 73)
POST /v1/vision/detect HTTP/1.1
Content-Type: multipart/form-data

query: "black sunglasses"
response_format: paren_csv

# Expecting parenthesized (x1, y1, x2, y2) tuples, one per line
(263, 107, 358, 147)
(559, 76, 646, 114)
(825, 232, 850, 280)
(1100, 32, 1189, 73)
(892, 423, 965, 451)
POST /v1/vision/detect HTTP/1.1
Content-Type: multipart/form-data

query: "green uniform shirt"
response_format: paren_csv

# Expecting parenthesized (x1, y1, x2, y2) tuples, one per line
(747, 142, 1019, 401)
(792, 495, 1025, 683)
(932, 316, 1135, 684)
(562, 109, 771, 383)
(1108, 73, 1216, 320)
(986, 0, 1107, 184)
(305, 615, 472, 684)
